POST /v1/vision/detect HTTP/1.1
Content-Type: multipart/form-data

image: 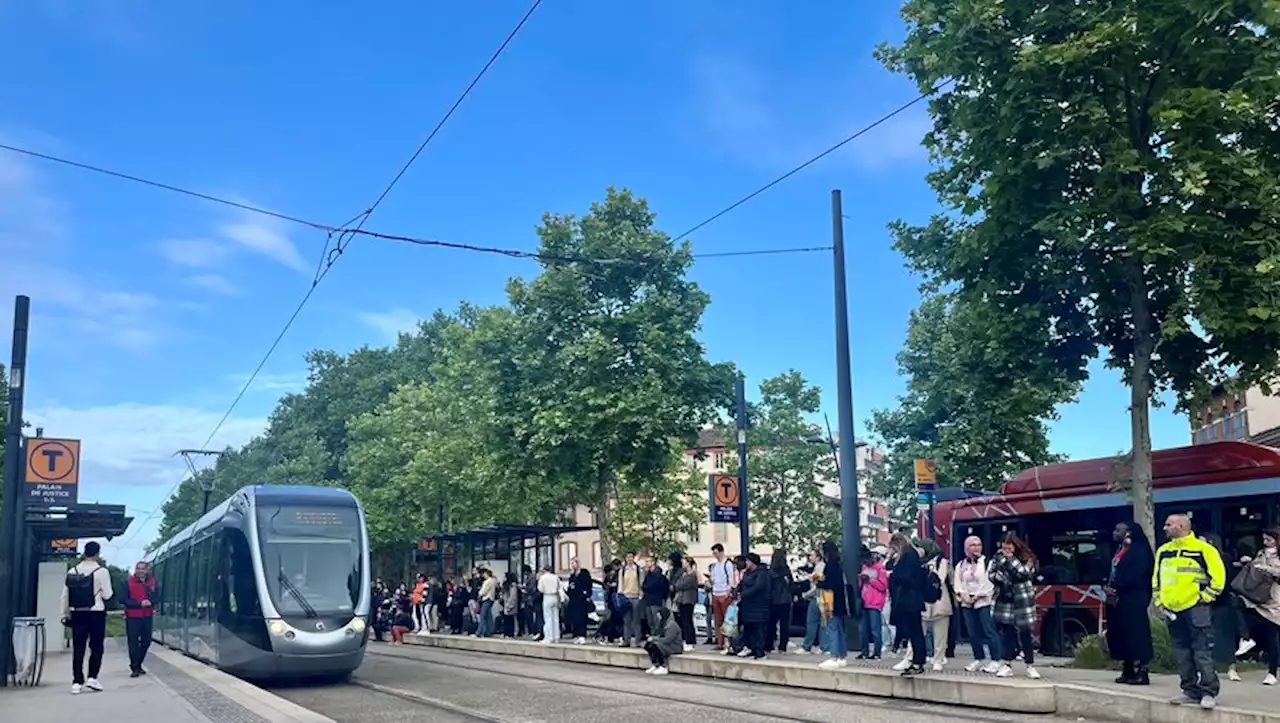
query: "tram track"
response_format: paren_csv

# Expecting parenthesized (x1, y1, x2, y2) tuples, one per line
(359, 644, 1060, 723)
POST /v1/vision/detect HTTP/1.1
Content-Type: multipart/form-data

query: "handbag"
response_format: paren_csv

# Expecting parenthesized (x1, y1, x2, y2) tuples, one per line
(1231, 562, 1274, 605)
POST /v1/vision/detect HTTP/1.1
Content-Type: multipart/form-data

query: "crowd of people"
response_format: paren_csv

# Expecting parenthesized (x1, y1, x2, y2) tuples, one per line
(372, 513, 1280, 710)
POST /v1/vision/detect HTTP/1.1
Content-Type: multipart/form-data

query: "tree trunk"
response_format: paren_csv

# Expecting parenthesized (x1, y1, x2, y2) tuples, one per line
(595, 480, 613, 564)
(1127, 258, 1157, 546)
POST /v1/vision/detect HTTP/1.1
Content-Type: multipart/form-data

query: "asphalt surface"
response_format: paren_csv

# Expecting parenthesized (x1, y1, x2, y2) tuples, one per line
(265, 642, 1076, 723)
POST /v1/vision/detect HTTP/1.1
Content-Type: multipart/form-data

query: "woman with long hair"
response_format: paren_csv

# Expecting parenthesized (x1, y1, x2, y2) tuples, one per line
(989, 532, 1041, 679)
(1105, 522, 1154, 685)
(767, 549, 795, 652)
(670, 554, 700, 650)
(888, 533, 929, 676)
(1237, 528, 1280, 685)
(817, 540, 850, 669)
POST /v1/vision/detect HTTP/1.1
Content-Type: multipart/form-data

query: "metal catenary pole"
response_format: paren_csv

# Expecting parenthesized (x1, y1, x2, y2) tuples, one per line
(831, 192, 862, 617)
(0, 295, 31, 687)
(735, 374, 750, 556)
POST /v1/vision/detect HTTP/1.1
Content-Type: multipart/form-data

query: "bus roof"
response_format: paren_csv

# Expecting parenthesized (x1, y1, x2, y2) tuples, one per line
(998, 441, 1280, 497)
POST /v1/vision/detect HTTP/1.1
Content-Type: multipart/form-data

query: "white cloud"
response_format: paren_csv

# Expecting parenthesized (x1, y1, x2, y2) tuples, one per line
(219, 214, 310, 274)
(0, 149, 165, 353)
(226, 370, 307, 394)
(357, 308, 421, 343)
(689, 54, 930, 172)
(185, 273, 241, 296)
(159, 238, 229, 268)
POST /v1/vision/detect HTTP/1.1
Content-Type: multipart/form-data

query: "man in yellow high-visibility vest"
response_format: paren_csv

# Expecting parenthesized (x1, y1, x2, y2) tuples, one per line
(1152, 513, 1226, 710)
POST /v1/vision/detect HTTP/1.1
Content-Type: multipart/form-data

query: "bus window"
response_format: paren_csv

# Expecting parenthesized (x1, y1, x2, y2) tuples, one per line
(1223, 501, 1267, 562)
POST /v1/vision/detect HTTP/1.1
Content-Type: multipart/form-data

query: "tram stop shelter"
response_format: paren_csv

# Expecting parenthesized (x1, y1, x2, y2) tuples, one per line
(415, 523, 596, 580)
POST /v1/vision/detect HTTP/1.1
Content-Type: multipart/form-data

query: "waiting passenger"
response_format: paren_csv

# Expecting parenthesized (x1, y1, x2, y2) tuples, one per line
(643, 607, 684, 675)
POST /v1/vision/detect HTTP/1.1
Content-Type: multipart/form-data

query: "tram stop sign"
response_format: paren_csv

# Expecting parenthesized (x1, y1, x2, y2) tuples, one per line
(26, 438, 81, 506)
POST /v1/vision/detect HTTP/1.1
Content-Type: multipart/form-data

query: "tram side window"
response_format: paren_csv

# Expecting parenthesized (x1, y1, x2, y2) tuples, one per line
(222, 527, 263, 618)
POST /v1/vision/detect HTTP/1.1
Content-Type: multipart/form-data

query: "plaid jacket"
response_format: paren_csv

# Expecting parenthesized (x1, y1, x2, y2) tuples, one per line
(989, 556, 1038, 630)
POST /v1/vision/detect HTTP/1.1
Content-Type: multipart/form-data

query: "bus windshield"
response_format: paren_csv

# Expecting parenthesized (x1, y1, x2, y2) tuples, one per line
(256, 504, 363, 618)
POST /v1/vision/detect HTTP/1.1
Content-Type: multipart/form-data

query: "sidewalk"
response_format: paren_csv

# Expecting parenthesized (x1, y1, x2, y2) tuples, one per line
(0, 639, 333, 723)
(405, 632, 1280, 723)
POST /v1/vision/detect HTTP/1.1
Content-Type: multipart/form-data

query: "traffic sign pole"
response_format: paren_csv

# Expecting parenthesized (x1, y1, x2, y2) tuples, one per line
(0, 295, 31, 687)
(734, 374, 750, 556)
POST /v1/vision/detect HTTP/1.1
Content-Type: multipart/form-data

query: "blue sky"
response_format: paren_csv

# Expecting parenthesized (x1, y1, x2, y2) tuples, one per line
(0, 2, 1189, 566)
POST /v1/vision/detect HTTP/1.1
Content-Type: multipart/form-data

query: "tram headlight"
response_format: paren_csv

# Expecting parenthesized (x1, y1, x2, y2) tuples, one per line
(350, 617, 366, 634)
(268, 619, 288, 637)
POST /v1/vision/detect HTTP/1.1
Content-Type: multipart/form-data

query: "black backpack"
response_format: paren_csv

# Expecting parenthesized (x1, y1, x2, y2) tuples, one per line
(924, 567, 943, 604)
(65, 565, 100, 610)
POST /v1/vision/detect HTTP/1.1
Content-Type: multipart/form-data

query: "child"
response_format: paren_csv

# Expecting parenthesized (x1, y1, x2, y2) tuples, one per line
(643, 607, 684, 675)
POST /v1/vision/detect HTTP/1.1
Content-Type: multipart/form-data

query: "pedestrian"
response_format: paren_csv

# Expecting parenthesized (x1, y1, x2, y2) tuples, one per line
(989, 532, 1041, 679)
(919, 538, 954, 672)
(1105, 521, 1154, 685)
(618, 552, 645, 647)
(888, 534, 929, 676)
(817, 540, 850, 669)
(858, 545, 888, 659)
(411, 573, 427, 634)
(766, 549, 794, 653)
(643, 607, 684, 676)
(708, 544, 737, 650)
(1154, 513, 1225, 709)
(390, 600, 413, 643)
(641, 555, 671, 634)
(476, 568, 498, 638)
(501, 572, 520, 637)
(121, 560, 159, 678)
(566, 557, 593, 644)
(736, 553, 771, 658)
(538, 565, 562, 644)
(954, 535, 1001, 673)
(1231, 528, 1280, 685)
(795, 548, 826, 656)
(61, 541, 114, 694)
(670, 554, 699, 651)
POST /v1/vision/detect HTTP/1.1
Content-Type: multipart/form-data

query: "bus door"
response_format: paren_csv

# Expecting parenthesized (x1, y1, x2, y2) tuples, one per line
(1221, 499, 1269, 562)
(950, 518, 1023, 564)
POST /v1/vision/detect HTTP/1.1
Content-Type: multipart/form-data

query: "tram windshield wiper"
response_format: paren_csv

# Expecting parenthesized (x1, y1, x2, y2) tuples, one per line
(278, 570, 318, 618)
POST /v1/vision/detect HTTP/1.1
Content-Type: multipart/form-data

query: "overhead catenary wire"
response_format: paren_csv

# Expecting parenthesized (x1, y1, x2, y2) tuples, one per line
(108, 1, 545, 558)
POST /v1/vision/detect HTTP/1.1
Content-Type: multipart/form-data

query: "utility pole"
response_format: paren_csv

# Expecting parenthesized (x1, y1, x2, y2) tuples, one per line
(175, 449, 224, 515)
(831, 191, 862, 625)
(735, 374, 750, 555)
(0, 295, 31, 687)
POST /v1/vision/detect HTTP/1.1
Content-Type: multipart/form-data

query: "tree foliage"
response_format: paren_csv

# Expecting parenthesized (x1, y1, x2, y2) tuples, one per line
(878, 0, 1280, 542)
(869, 292, 1079, 510)
(721, 371, 838, 553)
(607, 444, 707, 558)
(152, 189, 734, 564)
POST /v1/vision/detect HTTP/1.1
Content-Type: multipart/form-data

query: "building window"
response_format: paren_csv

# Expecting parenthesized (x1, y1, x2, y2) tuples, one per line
(559, 541, 578, 570)
(1225, 414, 1235, 440)
(713, 452, 726, 470)
(1236, 410, 1248, 440)
(591, 541, 601, 569)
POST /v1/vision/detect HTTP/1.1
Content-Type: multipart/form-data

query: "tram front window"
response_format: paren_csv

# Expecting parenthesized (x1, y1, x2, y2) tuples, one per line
(257, 504, 362, 618)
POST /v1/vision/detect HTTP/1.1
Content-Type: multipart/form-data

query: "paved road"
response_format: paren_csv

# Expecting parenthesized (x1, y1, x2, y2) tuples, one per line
(266, 642, 1075, 723)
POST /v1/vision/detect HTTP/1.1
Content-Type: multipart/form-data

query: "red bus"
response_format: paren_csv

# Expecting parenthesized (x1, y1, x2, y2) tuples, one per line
(925, 441, 1280, 655)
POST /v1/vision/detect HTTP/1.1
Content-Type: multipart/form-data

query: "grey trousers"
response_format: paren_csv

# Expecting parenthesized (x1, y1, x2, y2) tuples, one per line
(1169, 604, 1219, 699)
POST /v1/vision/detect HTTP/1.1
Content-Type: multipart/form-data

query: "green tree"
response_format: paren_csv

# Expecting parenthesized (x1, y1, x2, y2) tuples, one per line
(878, 1, 1280, 543)
(494, 188, 735, 561)
(722, 371, 838, 553)
(607, 443, 707, 557)
(869, 292, 1078, 510)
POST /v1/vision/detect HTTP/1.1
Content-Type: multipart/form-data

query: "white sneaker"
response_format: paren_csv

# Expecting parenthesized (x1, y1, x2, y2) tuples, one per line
(793, 647, 811, 655)
(932, 660, 945, 672)
(683, 644, 693, 652)
(71, 684, 82, 695)
(996, 665, 1014, 678)
(652, 667, 669, 675)
(84, 678, 103, 692)
(1026, 666, 1041, 679)
(737, 648, 752, 658)
(982, 661, 1001, 674)
(644, 666, 656, 674)
(819, 658, 841, 670)
(1265, 673, 1277, 686)
(965, 660, 985, 672)
(1237, 639, 1257, 657)
(1229, 668, 1243, 682)
(892, 657, 913, 671)
(576, 637, 587, 645)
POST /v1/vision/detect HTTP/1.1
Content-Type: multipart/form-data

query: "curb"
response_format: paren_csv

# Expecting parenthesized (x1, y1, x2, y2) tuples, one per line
(404, 634, 1280, 723)
(149, 646, 337, 723)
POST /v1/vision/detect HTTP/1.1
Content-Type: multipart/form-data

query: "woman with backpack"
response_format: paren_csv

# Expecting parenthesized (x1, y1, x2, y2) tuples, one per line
(989, 532, 1041, 679)
(919, 538, 954, 671)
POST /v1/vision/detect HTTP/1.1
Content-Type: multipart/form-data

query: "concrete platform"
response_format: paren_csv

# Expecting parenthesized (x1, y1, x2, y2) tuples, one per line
(404, 633, 1280, 723)
(0, 639, 334, 723)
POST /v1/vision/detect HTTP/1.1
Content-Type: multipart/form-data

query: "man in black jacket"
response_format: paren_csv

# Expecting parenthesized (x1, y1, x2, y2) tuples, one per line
(737, 553, 772, 659)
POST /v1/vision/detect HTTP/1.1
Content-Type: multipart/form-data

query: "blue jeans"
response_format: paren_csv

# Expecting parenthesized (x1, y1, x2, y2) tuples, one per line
(802, 598, 823, 651)
(822, 615, 848, 659)
(962, 605, 1000, 661)
(478, 600, 495, 638)
(860, 609, 883, 657)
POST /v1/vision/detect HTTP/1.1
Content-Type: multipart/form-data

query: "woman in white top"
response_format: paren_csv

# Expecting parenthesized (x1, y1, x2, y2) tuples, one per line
(953, 535, 1001, 673)
(538, 566, 563, 644)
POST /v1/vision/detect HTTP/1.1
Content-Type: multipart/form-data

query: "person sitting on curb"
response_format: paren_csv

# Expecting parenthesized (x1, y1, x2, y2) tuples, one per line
(644, 607, 684, 675)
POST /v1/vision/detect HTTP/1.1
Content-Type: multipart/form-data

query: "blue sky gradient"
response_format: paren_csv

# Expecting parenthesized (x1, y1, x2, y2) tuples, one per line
(0, 2, 1189, 566)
